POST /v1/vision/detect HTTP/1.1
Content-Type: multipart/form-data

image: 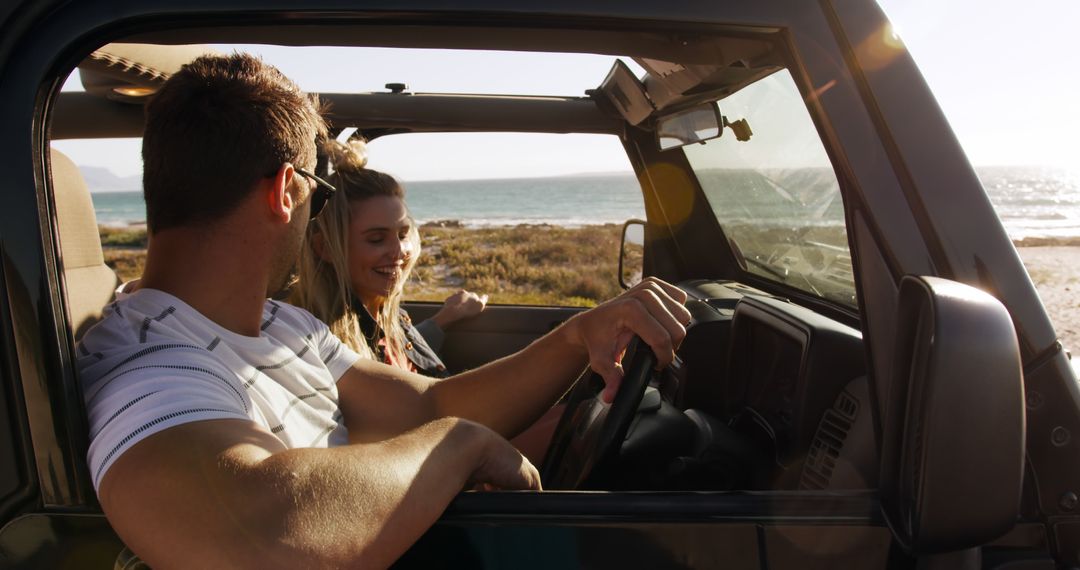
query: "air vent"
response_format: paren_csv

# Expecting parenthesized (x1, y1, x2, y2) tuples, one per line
(799, 389, 858, 490)
(836, 390, 859, 420)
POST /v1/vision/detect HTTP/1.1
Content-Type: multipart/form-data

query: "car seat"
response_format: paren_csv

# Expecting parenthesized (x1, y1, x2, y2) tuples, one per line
(51, 148, 121, 340)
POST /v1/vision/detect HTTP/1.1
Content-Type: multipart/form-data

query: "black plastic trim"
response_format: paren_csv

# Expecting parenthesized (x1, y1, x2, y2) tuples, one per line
(445, 490, 884, 524)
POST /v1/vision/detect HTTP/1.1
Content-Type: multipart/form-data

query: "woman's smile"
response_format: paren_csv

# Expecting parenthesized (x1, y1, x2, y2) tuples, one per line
(347, 195, 415, 306)
(373, 263, 403, 283)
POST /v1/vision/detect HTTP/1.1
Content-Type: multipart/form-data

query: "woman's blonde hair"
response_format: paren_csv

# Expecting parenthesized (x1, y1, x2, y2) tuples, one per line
(290, 139, 421, 365)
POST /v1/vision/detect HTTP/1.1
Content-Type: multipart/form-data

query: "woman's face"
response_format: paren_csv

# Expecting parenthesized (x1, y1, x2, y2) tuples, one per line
(345, 195, 414, 309)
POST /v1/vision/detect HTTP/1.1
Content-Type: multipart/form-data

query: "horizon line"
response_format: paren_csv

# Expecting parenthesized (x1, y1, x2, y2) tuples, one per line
(85, 162, 1076, 193)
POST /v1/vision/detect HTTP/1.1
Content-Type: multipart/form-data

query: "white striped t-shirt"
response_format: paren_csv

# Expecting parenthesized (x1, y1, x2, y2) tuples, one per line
(77, 288, 360, 491)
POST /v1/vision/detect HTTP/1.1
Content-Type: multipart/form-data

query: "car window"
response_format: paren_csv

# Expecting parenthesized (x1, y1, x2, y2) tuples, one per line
(681, 69, 857, 307)
(365, 132, 645, 307)
(52, 130, 647, 309)
(49, 138, 148, 283)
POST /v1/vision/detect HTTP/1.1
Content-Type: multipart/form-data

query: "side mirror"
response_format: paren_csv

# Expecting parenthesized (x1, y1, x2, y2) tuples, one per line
(619, 220, 645, 289)
(880, 276, 1025, 554)
(656, 103, 722, 150)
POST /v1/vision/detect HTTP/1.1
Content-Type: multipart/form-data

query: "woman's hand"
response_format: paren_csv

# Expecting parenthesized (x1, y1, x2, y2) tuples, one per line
(432, 289, 489, 329)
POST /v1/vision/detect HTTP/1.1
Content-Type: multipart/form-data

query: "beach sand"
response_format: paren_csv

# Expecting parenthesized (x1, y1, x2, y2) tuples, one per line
(1017, 245, 1080, 353)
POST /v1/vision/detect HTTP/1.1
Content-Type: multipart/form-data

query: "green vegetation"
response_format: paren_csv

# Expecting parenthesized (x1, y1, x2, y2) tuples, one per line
(94, 223, 1067, 310)
(99, 226, 148, 247)
(100, 226, 148, 284)
(410, 224, 624, 306)
(104, 249, 146, 281)
(99, 223, 627, 307)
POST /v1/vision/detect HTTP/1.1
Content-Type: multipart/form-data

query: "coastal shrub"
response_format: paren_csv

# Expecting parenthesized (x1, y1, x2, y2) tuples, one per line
(409, 265, 435, 284)
(99, 227, 148, 247)
(98, 223, 626, 307)
(524, 241, 575, 264)
(104, 249, 146, 281)
(422, 224, 623, 305)
(566, 273, 614, 301)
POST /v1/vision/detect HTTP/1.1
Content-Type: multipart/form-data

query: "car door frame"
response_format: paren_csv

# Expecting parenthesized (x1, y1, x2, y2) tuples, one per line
(0, 0, 1074, 567)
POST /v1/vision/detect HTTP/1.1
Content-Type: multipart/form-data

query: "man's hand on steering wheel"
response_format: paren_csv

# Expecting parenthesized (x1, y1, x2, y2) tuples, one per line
(562, 277, 691, 403)
(541, 278, 692, 489)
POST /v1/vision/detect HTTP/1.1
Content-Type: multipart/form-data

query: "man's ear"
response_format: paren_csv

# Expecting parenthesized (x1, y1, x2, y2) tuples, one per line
(265, 163, 299, 223)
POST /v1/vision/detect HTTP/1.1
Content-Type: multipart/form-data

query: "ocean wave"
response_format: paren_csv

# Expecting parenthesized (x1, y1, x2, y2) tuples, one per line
(1003, 220, 1080, 240)
(89, 168, 1080, 238)
(998, 212, 1071, 221)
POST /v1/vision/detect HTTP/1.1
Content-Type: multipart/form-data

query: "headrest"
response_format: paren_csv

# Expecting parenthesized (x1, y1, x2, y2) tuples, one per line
(50, 148, 121, 341)
(51, 148, 106, 270)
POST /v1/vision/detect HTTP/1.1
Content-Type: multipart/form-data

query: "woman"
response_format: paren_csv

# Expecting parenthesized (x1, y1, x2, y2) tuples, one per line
(290, 139, 486, 375)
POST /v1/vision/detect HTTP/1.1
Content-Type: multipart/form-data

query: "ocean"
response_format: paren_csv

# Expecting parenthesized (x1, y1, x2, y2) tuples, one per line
(978, 166, 1080, 240)
(89, 167, 1080, 240)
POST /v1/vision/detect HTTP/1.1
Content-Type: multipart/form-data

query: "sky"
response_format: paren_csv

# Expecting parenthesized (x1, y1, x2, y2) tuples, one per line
(53, 0, 1079, 183)
(877, 0, 1079, 168)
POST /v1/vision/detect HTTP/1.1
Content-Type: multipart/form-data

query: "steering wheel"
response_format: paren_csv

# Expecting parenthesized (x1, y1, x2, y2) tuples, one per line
(540, 336, 657, 489)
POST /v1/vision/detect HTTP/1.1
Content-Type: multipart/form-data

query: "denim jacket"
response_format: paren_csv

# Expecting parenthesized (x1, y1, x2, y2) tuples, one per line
(355, 301, 449, 378)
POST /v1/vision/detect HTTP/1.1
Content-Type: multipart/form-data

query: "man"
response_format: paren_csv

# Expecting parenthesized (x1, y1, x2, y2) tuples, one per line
(78, 53, 690, 568)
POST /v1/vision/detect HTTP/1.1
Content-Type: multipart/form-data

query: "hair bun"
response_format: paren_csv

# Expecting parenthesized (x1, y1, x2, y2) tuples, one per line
(325, 138, 369, 173)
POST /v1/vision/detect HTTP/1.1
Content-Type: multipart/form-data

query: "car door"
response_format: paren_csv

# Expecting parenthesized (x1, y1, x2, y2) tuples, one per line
(0, 1, 1070, 569)
(405, 301, 586, 373)
(391, 49, 894, 570)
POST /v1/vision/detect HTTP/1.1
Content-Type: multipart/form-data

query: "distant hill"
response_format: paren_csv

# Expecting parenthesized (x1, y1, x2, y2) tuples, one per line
(79, 166, 141, 193)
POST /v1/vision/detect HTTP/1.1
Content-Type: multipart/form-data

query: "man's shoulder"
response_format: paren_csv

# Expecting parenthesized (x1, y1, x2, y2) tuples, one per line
(80, 289, 205, 348)
(264, 299, 330, 337)
(76, 291, 338, 377)
(77, 289, 231, 380)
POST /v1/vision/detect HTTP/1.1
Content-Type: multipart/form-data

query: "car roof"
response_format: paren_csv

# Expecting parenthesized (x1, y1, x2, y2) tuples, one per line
(53, 24, 786, 140)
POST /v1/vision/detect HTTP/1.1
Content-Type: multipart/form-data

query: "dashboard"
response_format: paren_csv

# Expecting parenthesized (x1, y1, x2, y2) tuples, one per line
(620, 280, 874, 491)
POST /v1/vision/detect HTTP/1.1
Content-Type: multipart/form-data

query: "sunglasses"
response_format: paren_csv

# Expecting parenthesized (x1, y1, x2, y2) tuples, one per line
(295, 167, 337, 220)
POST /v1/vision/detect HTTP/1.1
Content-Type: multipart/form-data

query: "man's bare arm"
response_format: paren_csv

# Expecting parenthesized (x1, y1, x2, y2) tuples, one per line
(431, 278, 690, 437)
(337, 278, 691, 441)
(99, 417, 537, 569)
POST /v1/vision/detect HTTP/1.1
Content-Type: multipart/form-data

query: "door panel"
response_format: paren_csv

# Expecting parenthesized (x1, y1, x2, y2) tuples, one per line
(394, 491, 887, 570)
(404, 302, 587, 373)
(764, 525, 892, 569)
(0, 513, 124, 569)
(396, 522, 763, 569)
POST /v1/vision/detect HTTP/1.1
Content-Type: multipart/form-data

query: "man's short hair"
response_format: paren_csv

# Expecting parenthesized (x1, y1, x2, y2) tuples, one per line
(142, 53, 328, 232)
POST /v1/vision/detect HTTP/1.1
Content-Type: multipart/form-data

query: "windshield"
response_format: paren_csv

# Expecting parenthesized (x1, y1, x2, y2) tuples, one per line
(682, 69, 856, 307)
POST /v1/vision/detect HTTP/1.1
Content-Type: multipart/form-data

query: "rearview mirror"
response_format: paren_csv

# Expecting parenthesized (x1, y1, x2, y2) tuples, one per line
(656, 103, 722, 150)
(619, 220, 645, 289)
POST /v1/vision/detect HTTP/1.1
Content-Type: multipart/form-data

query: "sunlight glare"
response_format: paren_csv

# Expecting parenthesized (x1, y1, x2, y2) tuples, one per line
(883, 22, 905, 50)
(857, 22, 906, 71)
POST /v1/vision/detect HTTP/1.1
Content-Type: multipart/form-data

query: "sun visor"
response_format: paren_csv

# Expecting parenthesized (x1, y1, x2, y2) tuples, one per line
(634, 32, 785, 112)
(638, 57, 782, 112)
(638, 58, 713, 110)
(597, 59, 653, 126)
(78, 43, 218, 103)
